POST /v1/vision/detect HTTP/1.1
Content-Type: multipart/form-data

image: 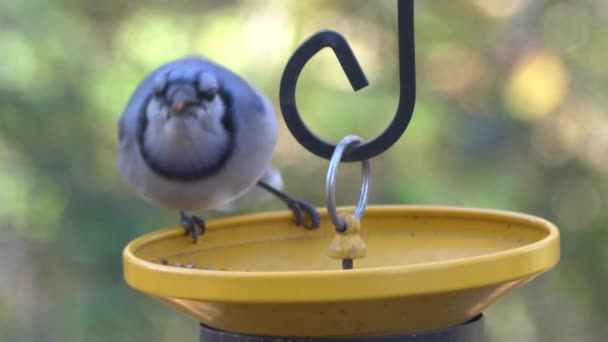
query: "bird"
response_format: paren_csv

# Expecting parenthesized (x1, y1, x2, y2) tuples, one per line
(117, 57, 320, 243)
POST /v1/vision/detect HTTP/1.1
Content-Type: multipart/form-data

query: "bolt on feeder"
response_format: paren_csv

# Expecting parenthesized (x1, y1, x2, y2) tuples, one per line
(122, 1, 560, 341)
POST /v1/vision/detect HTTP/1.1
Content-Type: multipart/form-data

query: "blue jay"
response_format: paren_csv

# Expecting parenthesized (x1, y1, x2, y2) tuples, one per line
(118, 57, 320, 242)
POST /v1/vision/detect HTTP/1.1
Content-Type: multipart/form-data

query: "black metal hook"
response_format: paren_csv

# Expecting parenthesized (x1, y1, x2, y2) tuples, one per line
(279, 0, 416, 162)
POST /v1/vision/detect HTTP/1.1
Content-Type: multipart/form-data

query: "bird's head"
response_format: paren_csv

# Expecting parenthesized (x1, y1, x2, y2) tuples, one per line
(138, 70, 234, 180)
(147, 71, 224, 124)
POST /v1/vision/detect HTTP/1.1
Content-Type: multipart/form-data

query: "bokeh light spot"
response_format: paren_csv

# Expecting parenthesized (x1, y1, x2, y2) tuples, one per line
(194, 13, 250, 72)
(505, 51, 569, 121)
(117, 11, 191, 69)
(424, 41, 486, 97)
(0, 137, 66, 242)
(0, 32, 38, 92)
(471, 0, 530, 18)
(86, 61, 143, 119)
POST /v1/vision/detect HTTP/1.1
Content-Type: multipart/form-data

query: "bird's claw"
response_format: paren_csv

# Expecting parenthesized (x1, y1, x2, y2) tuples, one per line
(287, 198, 321, 229)
(180, 212, 206, 244)
(256, 180, 320, 230)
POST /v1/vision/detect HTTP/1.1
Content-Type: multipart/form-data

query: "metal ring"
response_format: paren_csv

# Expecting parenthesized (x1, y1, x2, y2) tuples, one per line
(326, 135, 371, 232)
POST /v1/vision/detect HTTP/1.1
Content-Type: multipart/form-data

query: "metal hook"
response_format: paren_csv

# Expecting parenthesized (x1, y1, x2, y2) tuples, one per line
(279, 0, 416, 162)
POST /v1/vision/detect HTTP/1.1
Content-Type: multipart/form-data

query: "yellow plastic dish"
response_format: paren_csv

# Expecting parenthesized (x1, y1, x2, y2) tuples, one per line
(123, 205, 560, 337)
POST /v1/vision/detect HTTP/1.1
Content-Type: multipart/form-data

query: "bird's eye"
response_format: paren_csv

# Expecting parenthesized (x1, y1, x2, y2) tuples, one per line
(152, 72, 169, 96)
(197, 72, 219, 101)
(201, 88, 218, 101)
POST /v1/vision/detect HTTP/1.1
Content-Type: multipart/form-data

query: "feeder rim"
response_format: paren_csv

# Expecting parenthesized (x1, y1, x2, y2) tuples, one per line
(123, 205, 560, 303)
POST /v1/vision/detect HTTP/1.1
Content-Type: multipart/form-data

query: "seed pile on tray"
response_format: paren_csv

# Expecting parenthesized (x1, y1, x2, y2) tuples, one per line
(159, 259, 217, 270)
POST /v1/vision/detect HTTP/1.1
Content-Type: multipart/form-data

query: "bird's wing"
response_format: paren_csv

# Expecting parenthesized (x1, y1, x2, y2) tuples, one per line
(215, 167, 284, 213)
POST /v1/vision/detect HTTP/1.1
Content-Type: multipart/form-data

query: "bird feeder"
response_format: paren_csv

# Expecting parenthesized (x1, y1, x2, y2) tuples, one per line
(122, 1, 560, 340)
(123, 206, 559, 339)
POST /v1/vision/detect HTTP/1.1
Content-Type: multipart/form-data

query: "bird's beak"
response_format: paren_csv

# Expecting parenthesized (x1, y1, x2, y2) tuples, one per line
(171, 101, 186, 113)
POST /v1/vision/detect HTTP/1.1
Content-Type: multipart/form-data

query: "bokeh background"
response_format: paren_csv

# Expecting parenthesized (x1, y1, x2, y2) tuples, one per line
(1, 0, 607, 341)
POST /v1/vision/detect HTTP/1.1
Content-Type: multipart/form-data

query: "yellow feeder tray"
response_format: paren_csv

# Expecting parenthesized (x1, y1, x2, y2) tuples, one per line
(123, 205, 560, 337)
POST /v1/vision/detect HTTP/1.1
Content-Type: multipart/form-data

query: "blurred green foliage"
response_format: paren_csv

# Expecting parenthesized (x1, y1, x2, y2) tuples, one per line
(1, 0, 607, 341)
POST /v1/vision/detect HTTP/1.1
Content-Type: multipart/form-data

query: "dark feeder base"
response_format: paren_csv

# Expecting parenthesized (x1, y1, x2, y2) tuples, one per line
(200, 314, 485, 342)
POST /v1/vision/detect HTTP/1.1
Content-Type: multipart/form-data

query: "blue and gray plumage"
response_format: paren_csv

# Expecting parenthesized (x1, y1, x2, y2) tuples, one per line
(117, 57, 319, 242)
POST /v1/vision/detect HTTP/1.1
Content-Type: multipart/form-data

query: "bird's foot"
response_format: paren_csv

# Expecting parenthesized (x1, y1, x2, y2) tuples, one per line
(285, 197, 321, 229)
(257, 180, 321, 229)
(180, 211, 206, 244)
